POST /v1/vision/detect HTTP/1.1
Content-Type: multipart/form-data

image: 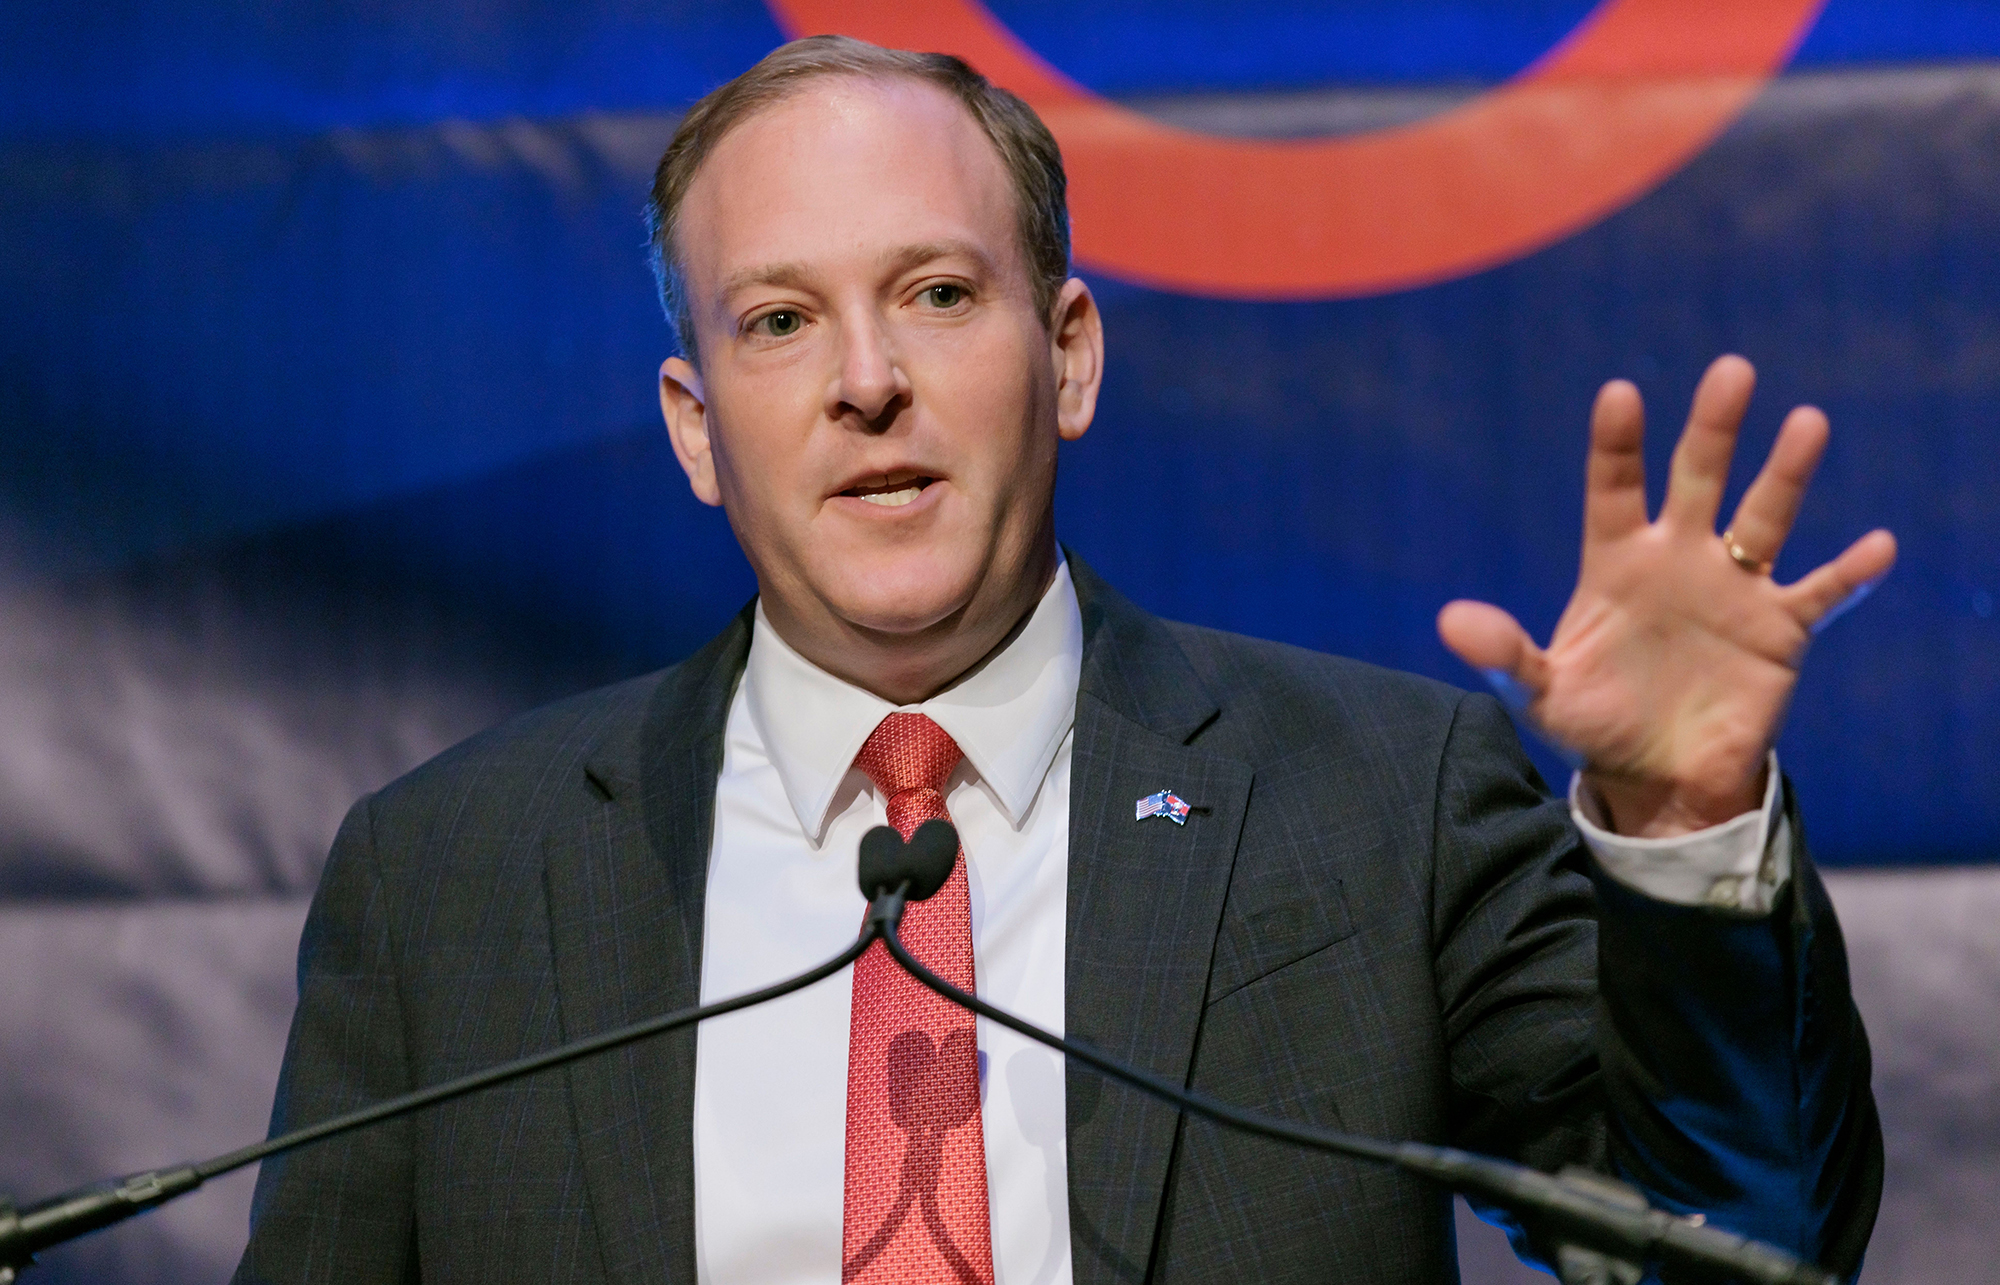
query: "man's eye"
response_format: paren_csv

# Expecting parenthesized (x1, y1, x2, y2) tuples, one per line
(755, 310, 802, 337)
(923, 284, 966, 308)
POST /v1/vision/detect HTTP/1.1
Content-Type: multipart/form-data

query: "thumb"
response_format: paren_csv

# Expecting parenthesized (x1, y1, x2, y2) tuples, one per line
(1437, 600, 1550, 709)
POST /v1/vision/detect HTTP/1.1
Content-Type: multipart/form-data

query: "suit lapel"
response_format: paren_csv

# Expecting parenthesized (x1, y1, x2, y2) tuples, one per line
(545, 607, 752, 1285)
(1064, 561, 1253, 1285)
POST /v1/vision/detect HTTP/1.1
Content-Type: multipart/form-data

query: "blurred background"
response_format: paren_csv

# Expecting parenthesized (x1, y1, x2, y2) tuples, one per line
(2, 2, 1996, 1281)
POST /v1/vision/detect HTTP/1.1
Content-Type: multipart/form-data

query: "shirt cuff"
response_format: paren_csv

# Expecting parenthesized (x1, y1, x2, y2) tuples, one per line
(1568, 751, 1792, 915)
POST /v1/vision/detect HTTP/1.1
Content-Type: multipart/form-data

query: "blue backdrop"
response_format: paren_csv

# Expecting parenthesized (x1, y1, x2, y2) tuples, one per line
(3, 0, 1995, 880)
(6, 7, 2000, 1285)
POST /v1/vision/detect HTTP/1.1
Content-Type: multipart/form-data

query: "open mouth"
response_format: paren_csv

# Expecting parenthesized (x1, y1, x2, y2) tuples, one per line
(839, 474, 937, 508)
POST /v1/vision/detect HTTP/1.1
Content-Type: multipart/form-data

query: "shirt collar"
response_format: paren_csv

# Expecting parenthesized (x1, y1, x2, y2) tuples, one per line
(744, 559, 1082, 841)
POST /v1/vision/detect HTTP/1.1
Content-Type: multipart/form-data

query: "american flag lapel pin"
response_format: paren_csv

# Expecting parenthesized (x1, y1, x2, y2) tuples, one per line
(1136, 789, 1193, 825)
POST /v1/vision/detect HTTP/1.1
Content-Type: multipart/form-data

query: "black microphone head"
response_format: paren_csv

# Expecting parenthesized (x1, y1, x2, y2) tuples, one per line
(857, 826, 906, 900)
(903, 819, 959, 900)
(856, 820, 959, 902)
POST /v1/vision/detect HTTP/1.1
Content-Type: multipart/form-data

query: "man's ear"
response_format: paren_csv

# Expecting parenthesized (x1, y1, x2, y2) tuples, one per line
(660, 356, 722, 507)
(1050, 278, 1104, 443)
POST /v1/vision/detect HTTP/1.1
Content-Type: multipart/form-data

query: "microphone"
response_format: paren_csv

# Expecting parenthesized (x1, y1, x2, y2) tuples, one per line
(857, 822, 1841, 1285)
(858, 816, 958, 903)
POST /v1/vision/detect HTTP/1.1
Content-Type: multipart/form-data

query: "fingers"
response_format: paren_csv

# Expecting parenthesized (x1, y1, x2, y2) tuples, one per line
(1783, 529, 1898, 631)
(1584, 379, 1649, 544)
(1437, 600, 1551, 706)
(1662, 354, 1756, 532)
(1722, 404, 1830, 569)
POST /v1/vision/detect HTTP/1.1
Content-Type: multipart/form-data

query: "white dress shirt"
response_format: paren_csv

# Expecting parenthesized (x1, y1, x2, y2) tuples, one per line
(692, 559, 1787, 1285)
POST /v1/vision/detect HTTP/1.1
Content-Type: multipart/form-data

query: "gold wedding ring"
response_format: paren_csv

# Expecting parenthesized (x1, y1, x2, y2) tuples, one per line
(1721, 530, 1773, 576)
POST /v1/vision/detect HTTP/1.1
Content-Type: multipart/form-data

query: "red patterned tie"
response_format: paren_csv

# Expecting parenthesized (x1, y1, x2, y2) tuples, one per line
(843, 713, 995, 1285)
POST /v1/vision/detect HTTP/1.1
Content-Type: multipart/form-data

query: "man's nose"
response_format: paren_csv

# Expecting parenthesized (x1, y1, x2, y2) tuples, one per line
(826, 311, 911, 430)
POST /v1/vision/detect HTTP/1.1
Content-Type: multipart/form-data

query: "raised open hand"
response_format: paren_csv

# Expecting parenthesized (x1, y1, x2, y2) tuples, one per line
(1437, 355, 1897, 837)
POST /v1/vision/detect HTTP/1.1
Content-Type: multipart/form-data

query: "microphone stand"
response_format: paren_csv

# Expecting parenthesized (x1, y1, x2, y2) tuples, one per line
(0, 821, 1843, 1285)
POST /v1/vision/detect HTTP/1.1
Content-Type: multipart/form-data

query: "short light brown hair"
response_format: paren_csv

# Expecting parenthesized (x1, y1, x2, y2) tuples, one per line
(644, 35, 1072, 359)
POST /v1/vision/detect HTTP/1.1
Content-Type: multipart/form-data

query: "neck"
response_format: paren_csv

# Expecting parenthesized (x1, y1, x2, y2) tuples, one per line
(761, 539, 1060, 706)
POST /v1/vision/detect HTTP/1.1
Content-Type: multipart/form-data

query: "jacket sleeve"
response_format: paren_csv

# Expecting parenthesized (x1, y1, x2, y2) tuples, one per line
(233, 795, 421, 1285)
(1428, 692, 1882, 1279)
(1590, 786, 1883, 1276)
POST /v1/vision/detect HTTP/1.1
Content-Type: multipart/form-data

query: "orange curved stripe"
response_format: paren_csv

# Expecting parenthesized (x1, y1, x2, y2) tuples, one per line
(766, 0, 1822, 298)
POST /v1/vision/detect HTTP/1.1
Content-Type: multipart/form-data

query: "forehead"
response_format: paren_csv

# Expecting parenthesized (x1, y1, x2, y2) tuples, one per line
(677, 75, 1021, 291)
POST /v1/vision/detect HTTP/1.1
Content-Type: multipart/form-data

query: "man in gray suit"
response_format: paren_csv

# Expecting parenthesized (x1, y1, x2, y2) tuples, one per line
(238, 36, 1892, 1285)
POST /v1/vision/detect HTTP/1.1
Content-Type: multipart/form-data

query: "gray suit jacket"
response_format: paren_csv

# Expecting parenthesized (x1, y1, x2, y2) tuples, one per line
(237, 558, 1881, 1284)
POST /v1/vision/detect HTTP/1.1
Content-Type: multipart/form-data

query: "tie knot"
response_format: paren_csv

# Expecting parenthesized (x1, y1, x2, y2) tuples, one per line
(853, 712, 963, 802)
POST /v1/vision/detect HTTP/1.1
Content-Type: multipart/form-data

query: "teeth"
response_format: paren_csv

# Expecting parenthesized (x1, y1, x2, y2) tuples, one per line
(857, 485, 923, 507)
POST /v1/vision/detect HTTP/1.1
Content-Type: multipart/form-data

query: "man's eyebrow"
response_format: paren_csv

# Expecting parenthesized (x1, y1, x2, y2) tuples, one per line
(716, 261, 815, 300)
(713, 240, 998, 304)
(884, 239, 998, 278)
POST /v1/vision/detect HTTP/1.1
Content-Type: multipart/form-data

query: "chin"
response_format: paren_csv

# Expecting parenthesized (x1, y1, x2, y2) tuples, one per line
(818, 547, 984, 637)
